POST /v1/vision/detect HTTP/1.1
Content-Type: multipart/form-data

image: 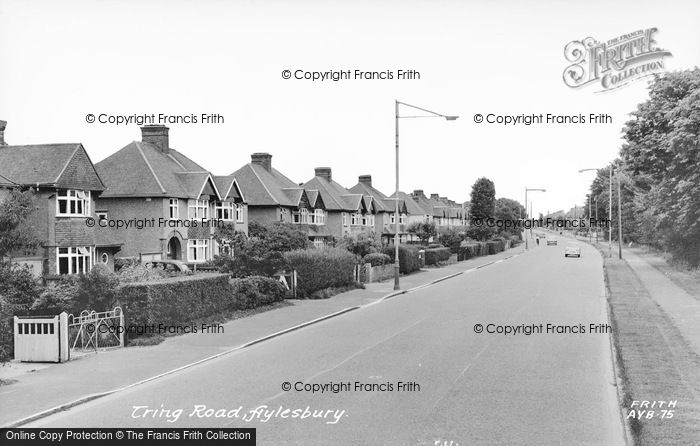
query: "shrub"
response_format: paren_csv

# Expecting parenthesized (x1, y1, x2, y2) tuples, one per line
(458, 242, 482, 260)
(424, 247, 452, 265)
(338, 231, 382, 258)
(229, 276, 287, 309)
(0, 262, 40, 362)
(117, 263, 169, 283)
(362, 252, 392, 266)
(118, 274, 232, 331)
(427, 243, 444, 249)
(381, 245, 421, 274)
(438, 228, 465, 253)
(284, 248, 356, 298)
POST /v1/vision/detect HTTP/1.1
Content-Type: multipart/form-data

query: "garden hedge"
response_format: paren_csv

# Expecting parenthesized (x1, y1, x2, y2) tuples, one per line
(381, 245, 422, 274)
(362, 252, 392, 266)
(284, 248, 356, 297)
(117, 274, 286, 335)
(424, 247, 452, 265)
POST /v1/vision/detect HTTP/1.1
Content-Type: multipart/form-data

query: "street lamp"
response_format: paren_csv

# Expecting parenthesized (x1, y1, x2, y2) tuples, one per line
(579, 166, 622, 258)
(394, 100, 458, 290)
(524, 187, 545, 249)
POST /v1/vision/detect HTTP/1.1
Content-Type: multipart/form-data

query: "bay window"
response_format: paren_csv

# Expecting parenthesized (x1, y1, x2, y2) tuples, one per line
(57, 246, 92, 275)
(188, 199, 209, 220)
(57, 190, 90, 217)
(215, 201, 235, 221)
(187, 239, 209, 262)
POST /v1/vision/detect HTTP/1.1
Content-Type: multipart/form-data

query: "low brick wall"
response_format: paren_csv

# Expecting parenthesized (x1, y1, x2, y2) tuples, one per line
(360, 263, 395, 283)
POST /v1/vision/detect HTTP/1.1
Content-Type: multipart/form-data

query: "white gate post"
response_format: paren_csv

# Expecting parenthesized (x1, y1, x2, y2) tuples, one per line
(13, 316, 19, 360)
(119, 310, 125, 347)
(59, 312, 69, 362)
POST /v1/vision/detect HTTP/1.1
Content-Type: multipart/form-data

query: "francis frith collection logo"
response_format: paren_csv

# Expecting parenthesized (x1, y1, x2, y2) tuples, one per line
(563, 28, 672, 92)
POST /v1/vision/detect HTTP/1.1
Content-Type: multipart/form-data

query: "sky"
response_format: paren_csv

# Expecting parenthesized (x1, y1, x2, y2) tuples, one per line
(1, 0, 699, 217)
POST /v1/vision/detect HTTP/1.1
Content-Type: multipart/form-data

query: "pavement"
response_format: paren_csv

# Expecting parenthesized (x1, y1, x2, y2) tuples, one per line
(0, 245, 523, 428)
(575, 235, 700, 357)
(16, 240, 626, 445)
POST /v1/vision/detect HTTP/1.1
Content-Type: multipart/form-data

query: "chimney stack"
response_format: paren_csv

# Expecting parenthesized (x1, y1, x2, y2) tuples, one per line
(359, 175, 372, 186)
(430, 193, 440, 200)
(412, 189, 426, 198)
(251, 153, 273, 172)
(315, 167, 332, 182)
(141, 125, 169, 153)
(0, 120, 6, 146)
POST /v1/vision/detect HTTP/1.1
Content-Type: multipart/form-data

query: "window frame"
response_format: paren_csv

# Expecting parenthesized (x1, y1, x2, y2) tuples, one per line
(57, 246, 92, 275)
(56, 190, 91, 217)
(187, 239, 209, 262)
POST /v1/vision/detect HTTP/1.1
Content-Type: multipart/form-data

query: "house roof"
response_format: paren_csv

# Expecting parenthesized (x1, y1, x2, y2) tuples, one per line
(212, 175, 243, 202)
(96, 141, 218, 199)
(348, 181, 392, 212)
(303, 176, 360, 211)
(0, 143, 105, 191)
(389, 191, 430, 216)
(231, 163, 303, 207)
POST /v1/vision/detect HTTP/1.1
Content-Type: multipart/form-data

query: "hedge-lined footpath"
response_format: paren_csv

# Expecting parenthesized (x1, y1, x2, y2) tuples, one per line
(118, 274, 286, 334)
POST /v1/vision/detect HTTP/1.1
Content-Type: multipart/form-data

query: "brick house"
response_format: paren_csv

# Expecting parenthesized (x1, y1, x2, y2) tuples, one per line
(232, 153, 334, 247)
(94, 125, 246, 264)
(303, 168, 380, 244)
(0, 120, 113, 279)
(348, 175, 408, 245)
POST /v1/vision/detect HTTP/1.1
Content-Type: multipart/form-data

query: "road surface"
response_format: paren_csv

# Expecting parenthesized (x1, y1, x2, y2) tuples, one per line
(29, 240, 624, 445)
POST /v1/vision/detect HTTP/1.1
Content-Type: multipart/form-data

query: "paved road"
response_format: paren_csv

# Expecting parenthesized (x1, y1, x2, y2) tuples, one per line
(29, 241, 624, 445)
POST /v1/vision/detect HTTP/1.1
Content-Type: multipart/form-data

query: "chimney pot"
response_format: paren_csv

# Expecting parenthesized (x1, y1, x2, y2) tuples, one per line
(0, 120, 6, 146)
(315, 167, 332, 181)
(141, 125, 169, 153)
(359, 175, 372, 186)
(251, 153, 273, 172)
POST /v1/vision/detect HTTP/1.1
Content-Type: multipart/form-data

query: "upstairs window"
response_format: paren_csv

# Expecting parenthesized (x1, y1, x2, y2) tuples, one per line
(215, 201, 235, 221)
(169, 199, 179, 220)
(309, 209, 325, 225)
(236, 204, 244, 223)
(342, 212, 348, 227)
(293, 208, 309, 224)
(57, 190, 90, 217)
(351, 212, 362, 226)
(188, 199, 209, 220)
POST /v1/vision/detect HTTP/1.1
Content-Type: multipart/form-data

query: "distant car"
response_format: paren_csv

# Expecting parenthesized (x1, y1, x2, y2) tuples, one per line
(546, 238, 557, 246)
(144, 259, 191, 272)
(539, 233, 546, 238)
(564, 245, 581, 258)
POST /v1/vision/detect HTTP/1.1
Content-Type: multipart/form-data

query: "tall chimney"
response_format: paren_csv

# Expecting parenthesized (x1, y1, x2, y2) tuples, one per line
(315, 167, 332, 182)
(141, 125, 169, 153)
(359, 175, 372, 186)
(0, 120, 6, 146)
(430, 193, 440, 200)
(413, 189, 426, 198)
(251, 153, 272, 172)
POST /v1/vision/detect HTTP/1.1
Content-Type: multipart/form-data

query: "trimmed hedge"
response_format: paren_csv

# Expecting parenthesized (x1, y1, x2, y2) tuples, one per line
(362, 252, 392, 266)
(381, 245, 421, 274)
(118, 274, 231, 330)
(424, 247, 452, 265)
(230, 276, 287, 309)
(284, 248, 356, 297)
(117, 274, 286, 336)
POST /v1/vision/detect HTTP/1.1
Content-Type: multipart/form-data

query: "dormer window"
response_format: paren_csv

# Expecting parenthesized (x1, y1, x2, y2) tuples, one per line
(56, 190, 90, 217)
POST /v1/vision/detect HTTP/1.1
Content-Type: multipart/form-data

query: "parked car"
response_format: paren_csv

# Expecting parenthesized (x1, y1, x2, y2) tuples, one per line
(547, 238, 557, 246)
(144, 259, 191, 273)
(564, 245, 581, 258)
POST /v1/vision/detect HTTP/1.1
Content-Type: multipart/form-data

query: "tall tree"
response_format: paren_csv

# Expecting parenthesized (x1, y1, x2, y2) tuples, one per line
(495, 198, 526, 237)
(0, 188, 38, 259)
(619, 69, 700, 265)
(467, 177, 496, 240)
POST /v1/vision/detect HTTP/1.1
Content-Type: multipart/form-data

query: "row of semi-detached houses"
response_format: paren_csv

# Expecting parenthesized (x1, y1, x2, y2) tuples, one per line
(0, 122, 468, 279)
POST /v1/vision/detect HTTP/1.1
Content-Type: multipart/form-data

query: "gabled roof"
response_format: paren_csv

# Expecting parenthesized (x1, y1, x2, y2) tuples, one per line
(348, 181, 391, 212)
(96, 141, 216, 199)
(0, 143, 105, 191)
(213, 175, 244, 202)
(231, 163, 303, 207)
(303, 176, 359, 211)
(390, 191, 430, 216)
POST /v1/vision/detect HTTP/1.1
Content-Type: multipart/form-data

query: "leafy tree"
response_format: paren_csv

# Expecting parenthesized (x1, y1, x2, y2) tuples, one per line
(467, 177, 496, 240)
(407, 221, 437, 244)
(618, 69, 700, 265)
(0, 188, 38, 259)
(337, 231, 382, 259)
(438, 228, 464, 253)
(495, 198, 526, 237)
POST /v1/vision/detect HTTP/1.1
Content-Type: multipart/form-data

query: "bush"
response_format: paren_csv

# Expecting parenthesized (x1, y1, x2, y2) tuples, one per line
(118, 274, 232, 331)
(362, 252, 392, 266)
(381, 245, 421, 274)
(117, 263, 169, 283)
(427, 243, 444, 249)
(284, 248, 356, 298)
(424, 247, 452, 265)
(0, 262, 40, 362)
(458, 242, 482, 260)
(229, 276, 287, 309)
(338, 232, 383, 258)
